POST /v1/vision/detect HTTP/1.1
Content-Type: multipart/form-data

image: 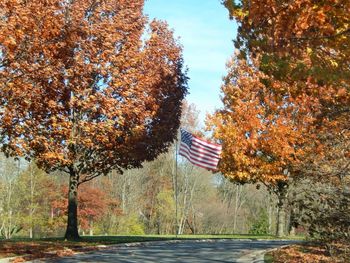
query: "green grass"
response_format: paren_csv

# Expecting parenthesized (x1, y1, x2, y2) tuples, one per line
(79, 234, 276, 244)
(264, 252, 274, 263)
(4, 234, 303, 244)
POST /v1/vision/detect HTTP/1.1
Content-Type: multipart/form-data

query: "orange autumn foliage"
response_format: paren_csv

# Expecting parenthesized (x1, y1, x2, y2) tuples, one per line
(223, 0, 350, 115)
(52, 184, 120, 231)
(220, 0, 349, 183)
(207, 59, 319, 185)
(0, 0, 188, 178)
(224, 0, 350, 58)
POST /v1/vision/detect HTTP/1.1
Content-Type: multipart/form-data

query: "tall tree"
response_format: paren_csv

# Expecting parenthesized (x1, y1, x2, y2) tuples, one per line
(207, 58, 320, 236)
(218, 0, 350, 236)
(222, 0, 349, 186)
(0, 0, 187, 239)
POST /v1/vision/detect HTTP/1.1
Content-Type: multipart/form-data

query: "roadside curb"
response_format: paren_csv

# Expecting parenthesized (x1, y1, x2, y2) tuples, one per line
(235, 249, 266, 263)
(260, 244, 294, 261)
(235, 243, 300, 263)
(0, 257, 17, 263)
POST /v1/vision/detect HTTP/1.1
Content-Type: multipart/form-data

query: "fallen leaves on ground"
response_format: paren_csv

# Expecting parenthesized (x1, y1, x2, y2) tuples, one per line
(270, 242, 349, 262)
(0, 241, 98, 261)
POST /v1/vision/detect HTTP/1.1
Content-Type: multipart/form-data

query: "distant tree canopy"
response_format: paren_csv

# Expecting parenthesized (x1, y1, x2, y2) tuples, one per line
(0, 0, 188, 239)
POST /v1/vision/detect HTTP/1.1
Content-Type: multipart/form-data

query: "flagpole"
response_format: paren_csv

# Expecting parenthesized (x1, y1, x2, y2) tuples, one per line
(175, 135, 179, 238)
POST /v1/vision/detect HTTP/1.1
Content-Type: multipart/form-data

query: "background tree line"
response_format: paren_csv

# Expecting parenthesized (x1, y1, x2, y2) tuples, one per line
(0, 103, 285, 239)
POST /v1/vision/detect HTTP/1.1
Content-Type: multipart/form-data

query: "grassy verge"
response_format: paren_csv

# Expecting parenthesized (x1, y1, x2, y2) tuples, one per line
(264, 253, 274, 263)
(76, 234, 278, 243)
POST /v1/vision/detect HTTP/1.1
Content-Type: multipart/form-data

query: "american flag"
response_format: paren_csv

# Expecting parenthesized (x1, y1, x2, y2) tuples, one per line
(179, 129, 222, 171)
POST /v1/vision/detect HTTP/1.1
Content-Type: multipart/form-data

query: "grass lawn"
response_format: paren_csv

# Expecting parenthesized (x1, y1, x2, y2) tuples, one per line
(0, 234, 297, 261)
(264, 253, 274, 263)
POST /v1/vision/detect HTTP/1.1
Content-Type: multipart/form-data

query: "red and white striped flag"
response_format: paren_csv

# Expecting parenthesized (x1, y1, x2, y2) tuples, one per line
(179, 129, 222, 171)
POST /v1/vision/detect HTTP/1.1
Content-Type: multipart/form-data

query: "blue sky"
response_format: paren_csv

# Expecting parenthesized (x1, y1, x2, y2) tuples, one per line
(144, 0, 237, 123)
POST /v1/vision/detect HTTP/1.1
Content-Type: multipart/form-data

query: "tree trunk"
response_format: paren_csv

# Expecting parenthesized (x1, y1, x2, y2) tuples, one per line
(89, 219, 94, 236)
(268, 200, 273, 235)
(288, 209, 297, 236)
(29, 164, 35, 239)
(276, 181, 288, 238)
(276, 204, 285, 237)
(64, 168, 80, 240)
(233, 185, 241, 233)
(289, 226, 296, 236)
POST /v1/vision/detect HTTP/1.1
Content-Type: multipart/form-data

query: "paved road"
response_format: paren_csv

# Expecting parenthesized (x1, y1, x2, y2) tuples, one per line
(31, 239, 298, 263)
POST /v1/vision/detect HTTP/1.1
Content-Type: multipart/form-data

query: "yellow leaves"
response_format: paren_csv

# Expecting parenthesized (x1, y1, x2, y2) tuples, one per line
(306, 47, 313, 55)
(329, 59, 338, 68)
(65, 69, 74, 77)
(82, 138, 94, 148)
(233, 8, 249, 21)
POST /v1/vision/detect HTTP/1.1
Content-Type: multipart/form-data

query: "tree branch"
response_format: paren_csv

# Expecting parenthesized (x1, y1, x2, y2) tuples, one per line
(78, 173, 101, 186)
(286, 28, 350, 43)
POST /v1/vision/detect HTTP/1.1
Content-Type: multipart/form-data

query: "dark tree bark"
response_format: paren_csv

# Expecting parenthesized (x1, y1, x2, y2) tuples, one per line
(64, 168, 80, 240)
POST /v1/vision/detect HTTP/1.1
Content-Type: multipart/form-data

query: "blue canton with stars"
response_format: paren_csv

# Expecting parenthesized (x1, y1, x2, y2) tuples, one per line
(180, 129, 193, 148)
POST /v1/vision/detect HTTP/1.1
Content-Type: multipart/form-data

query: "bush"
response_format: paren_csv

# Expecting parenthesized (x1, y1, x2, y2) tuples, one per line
(117, 214, 145, 235)
(290, 180, 350, 242)
(249, 210, 269, 235)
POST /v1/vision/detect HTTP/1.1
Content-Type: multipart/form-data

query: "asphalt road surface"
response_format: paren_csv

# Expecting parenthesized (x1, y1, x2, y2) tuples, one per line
(32, 239, 298, 263)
